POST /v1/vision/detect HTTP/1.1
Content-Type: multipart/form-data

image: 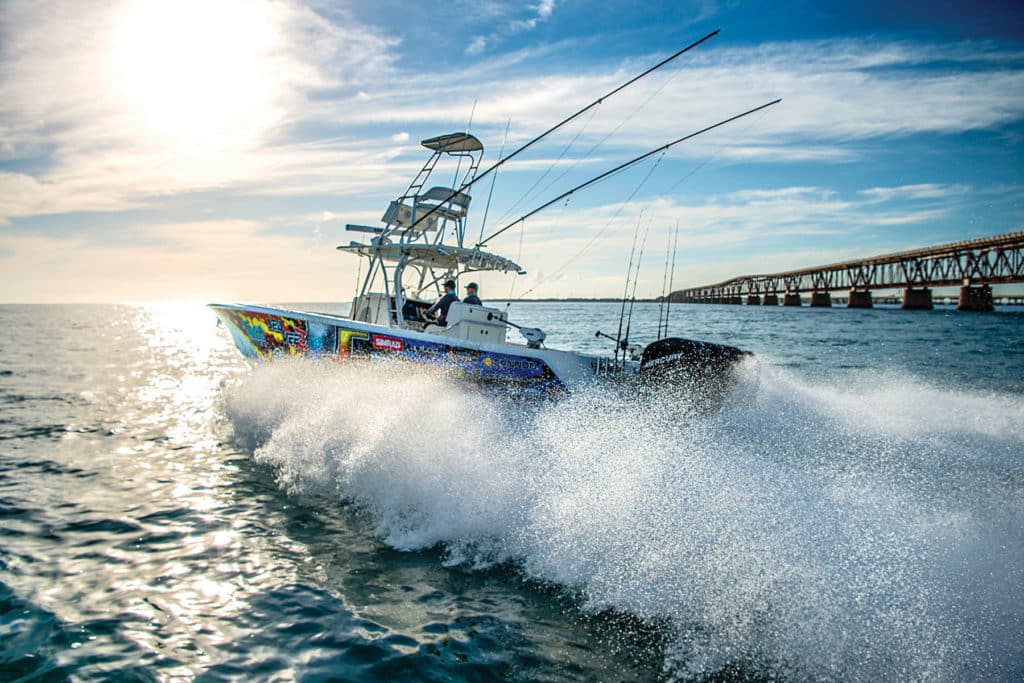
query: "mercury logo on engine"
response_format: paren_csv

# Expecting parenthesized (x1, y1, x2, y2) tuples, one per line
(372, 335, 404, 352)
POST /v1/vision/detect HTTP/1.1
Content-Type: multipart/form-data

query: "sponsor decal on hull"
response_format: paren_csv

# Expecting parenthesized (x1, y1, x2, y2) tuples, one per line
(372, 335, 405, 352)
(223, 310, 309, 359)
(218, 308, 565, 393)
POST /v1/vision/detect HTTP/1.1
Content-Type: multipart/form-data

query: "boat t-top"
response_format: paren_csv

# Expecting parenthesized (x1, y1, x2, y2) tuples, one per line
(211, 32, 774, 398)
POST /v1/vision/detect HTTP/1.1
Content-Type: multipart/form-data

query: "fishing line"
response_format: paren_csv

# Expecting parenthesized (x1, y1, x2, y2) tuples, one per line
(621, 223, 650, 366)
(658, 223, 672, 336)
(661, 104, 775, 196)
(513, 152, 666, 299)
(478, 118, 512, 245)
(493, 48, 696, 230)
(492, 104, 602, 227)
(405, 30, 720, 234)
(455, 99, 477, 185)
(506, 219, 527, 301)
(663, 220, 679, 337)
(530, 51, 692, 202)
(449, 99, 477, 244)
(479, 99, 780, 246)
(520, 100, 774, 299)
(615, 215, 643, 363)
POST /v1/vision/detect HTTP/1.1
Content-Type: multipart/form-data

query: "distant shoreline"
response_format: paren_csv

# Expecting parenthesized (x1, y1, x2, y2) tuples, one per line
(1, 298, 1022, 306)
(495, 298, 659, 303)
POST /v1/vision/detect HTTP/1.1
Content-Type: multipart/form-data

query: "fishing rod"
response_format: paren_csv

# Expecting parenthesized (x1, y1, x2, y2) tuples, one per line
(405, 30, 721, 234)
(657, 221, 680, 337)
(614, 217, 643, 364)
(662, 221, 681, 337)
(477, 98, 782, 247)
(657, 225, 672, 338)
(621, 225, 649, 370)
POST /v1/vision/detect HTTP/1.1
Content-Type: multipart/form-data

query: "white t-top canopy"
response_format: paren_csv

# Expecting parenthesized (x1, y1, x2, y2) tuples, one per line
(337, 242, 522, 273)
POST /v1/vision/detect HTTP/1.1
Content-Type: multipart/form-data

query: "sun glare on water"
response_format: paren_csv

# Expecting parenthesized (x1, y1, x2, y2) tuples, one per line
(108, 0, 286, 151)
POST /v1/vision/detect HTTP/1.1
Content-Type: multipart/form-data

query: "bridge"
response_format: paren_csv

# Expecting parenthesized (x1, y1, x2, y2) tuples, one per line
(673, 231, 1024, 311)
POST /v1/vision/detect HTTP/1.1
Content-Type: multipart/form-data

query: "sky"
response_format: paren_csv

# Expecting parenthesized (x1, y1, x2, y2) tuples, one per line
(1, 0, 1022, 302)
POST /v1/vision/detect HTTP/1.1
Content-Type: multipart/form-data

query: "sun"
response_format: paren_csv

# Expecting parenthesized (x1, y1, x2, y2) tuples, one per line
(107, 0, 285, 151)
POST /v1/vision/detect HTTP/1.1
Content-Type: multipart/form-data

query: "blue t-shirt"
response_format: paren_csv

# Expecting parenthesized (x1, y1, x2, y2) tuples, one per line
(463, 294, 482, 306)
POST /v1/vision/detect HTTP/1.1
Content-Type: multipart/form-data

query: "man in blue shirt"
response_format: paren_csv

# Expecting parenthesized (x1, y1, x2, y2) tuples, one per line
(422, 280, 459, 327)
(463, 282, 482, 306)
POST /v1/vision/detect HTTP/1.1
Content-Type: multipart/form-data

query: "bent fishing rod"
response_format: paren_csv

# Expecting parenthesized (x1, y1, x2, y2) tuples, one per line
(476, 98, 782, 247)
(406, 30, 720, 235)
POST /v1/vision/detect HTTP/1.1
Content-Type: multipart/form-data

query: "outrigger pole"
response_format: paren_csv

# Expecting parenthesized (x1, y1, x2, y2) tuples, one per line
(407, 30, 721, 234)
(477, 98, 782, 246)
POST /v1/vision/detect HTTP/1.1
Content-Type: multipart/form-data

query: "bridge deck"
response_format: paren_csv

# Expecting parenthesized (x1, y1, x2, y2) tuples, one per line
(675, 231, 1024, 301)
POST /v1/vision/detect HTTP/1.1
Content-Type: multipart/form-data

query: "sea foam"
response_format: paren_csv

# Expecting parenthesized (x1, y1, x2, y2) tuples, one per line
(225, 358, 1024, 681)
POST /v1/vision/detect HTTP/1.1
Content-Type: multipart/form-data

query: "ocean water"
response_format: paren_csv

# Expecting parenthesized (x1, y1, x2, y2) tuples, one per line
(1, 301, 1022, 681)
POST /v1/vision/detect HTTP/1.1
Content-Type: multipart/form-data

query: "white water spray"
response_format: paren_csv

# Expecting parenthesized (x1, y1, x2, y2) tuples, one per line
(225, 359, 1024, 681)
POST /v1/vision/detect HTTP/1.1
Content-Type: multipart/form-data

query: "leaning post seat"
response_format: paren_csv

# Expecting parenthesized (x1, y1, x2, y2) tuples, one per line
(442, 302, 508, 343)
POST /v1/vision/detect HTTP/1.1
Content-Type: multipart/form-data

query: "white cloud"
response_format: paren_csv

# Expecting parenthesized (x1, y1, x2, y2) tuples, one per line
(2, 3, 1023, 301)
(0, 178, 1007, 301)
(0, 219, 355, 303)
(466, 36, 487, 56)
(0, 0, 399, 219)
(858, 183, 972, 202)
(466, 0, 557, 54)
(295, 37, 1024, 168)
(3, 4, 1021, 222)
(481, 182, 991, 297)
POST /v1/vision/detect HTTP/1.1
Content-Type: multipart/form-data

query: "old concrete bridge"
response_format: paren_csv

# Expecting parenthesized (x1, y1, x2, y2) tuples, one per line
(673, 231, 1024, 311)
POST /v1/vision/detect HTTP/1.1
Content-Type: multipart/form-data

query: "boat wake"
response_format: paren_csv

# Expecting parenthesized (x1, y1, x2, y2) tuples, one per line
(224, 359, 1024, 681)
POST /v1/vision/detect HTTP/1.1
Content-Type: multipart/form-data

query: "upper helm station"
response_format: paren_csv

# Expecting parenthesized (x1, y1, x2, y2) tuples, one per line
(338, 132, 525, 332)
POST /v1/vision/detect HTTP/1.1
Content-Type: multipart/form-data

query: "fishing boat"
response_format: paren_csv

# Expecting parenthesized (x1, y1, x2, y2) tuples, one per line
(210, 32, 770, 398)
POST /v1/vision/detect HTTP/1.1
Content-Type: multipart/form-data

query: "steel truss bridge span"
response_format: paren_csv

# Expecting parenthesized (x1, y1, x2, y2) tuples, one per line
(675, 232, 1024, 306)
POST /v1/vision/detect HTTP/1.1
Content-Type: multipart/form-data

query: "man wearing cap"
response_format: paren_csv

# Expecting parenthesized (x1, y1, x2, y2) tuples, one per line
(422, 279, 460, 327)
(463, 282, 482, 306)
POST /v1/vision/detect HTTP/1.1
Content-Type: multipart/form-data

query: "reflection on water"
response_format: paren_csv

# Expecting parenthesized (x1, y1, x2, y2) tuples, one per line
(0, 302, 1021, 681)
(2, 304, 668, 681)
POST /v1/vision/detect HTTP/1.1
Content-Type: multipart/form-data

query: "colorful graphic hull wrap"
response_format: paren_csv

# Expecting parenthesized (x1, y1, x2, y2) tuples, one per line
(215, 308, 565, 394)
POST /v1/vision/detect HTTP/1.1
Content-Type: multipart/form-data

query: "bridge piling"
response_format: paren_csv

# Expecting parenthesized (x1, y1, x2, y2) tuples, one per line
(847, 289, 873, 308)
(902, 287, 934, 310)
(763, 293, 779, 306)
(809, 291, 832, 307)
(746, 295, 761, 305)
(958, 285, 994, 312)
(783, 292, 802, 306)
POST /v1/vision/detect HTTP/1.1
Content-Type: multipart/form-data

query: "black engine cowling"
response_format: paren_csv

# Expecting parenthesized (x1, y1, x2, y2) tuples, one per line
(639, 337, 750, 388)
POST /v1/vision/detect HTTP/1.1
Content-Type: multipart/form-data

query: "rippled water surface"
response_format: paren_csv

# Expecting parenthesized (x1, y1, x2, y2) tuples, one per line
(1, 302, 1022, 681)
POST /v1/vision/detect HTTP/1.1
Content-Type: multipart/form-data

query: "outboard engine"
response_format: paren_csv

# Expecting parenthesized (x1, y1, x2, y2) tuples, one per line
(639, 337, 751, 406)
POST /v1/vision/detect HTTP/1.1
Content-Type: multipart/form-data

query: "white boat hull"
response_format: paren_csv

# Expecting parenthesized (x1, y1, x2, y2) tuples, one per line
(210, 303, 621, 395)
